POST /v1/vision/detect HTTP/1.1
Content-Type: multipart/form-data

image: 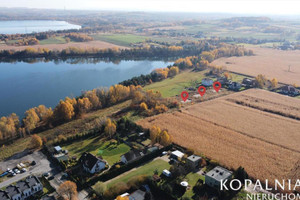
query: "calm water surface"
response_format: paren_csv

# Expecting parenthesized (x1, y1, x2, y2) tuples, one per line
(0, 20, 81, 34)
(0, 60, 171, 117)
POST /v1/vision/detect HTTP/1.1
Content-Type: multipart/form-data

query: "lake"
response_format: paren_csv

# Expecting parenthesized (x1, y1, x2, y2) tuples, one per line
(0, 60, 171, 118)
(0, 20, 81, 34)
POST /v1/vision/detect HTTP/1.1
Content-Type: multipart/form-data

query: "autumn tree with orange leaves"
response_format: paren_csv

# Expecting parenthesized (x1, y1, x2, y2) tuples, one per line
(57, 181, 78, 200)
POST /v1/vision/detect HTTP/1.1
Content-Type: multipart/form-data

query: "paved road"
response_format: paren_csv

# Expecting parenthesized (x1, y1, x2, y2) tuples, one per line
(0, 150, 57, 188)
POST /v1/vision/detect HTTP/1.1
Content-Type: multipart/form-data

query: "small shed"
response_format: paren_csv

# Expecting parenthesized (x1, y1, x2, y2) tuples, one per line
(54, 146, 62, 154)
(170, 150, 184, 160)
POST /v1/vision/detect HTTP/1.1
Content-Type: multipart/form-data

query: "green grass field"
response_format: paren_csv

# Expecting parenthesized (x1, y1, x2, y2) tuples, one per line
(92, 34, 148, 46)
(182, 173, 205, 199)
(104, 159, 170, 188)
(62, 137, 130, 165)
(39, 36, 67, 45)
(144, 70, 208, 97)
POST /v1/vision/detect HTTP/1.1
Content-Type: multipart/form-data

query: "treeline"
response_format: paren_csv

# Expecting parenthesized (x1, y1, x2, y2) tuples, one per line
(7, 37, 40, 46)
(0, 42, 209, 60)
(65, 33, 93, 42)
(120, 66, 179, 86)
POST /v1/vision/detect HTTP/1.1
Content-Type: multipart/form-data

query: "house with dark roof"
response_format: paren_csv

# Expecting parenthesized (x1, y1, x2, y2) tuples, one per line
(280, 85, 299, 96)
(0, 190, 10, 200)
(0, 176, 43, 200)
(121, 149, 144, 164)
(242, 78, 256, 88)
(5, 186, 21, 200)
(79, 152, 106, 174)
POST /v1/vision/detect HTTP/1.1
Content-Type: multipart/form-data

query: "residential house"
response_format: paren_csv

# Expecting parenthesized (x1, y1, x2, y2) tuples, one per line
(5, 186, 21, 200)
(129, 189, 147, 200)
(242, 78, 256, 88)
(146, 146, 158, 154)
(1, 176, 43, 200)
(121, 149, 144, 164)
(280, 85, 299, 96)
(217, 76, 228, 85)
(228, 82, 241, 91)
(170, 150, 184, 161)
(201, 78, 214, 87)
(186, 155, 202, 171)
(79, 152, 106, 174)
(205, 166, 232, 189)
(0, 190, 10, 200)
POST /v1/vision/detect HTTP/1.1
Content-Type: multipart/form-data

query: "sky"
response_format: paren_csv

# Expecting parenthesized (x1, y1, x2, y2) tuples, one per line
(1, 0, 300, 15)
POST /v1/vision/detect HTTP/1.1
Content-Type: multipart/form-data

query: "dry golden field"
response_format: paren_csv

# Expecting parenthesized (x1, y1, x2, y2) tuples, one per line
(212, 47, 300, 85)
(138, 89, 300, 184)
(0, 40, 126, 51)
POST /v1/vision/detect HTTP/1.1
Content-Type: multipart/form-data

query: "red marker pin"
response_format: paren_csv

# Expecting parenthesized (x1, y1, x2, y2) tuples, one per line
(198, 86, 206, 96)
(213, 81, 222, 92)
(181, 91, 189, 102)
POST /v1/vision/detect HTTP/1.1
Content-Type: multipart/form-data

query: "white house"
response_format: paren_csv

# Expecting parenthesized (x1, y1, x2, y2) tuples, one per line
(80, 152, 106, 174)
(205, 166, 232, 189)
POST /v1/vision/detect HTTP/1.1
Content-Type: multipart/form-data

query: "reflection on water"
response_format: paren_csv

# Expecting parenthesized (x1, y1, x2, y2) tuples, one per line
(0, 20, 81, 34)
(0, 60, 172, 117)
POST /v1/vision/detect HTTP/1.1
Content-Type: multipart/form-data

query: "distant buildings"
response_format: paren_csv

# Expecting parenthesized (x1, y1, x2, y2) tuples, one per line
(205, 166, 232, 189)
(0, 175, 43, 200)
(79, 152, 106, 174)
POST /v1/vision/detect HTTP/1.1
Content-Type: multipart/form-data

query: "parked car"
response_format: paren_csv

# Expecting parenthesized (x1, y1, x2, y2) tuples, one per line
(14, 169, 20, 174)
(11, 173, 16, 176)
(31, 161, 36, 165)
(48, 176, 54, 180)
(162, 151, 168, 156)
(21, 168, 27, 173)
(20, 163, 25, 168)
(43, 172, 50, 177)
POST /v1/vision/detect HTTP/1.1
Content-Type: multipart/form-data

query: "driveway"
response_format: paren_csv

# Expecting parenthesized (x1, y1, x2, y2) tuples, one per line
(0, 150, 58, 188)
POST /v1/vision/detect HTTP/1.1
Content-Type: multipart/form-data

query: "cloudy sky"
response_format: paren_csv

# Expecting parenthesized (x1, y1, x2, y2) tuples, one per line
(1, 0, 300, 15)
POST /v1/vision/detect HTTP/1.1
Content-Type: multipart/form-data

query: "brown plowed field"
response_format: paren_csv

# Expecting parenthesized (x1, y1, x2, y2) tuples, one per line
(0, 40, 126, 51)
(138, 89, 300, 183)
(212, 47, 300, 85)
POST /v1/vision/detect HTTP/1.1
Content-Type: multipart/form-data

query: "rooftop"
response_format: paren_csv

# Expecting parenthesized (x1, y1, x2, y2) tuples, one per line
(206, 166, 232, 182)
(187, 155, 201, 162)
(0, 190, 10, 200)
(5, 185, 20, 197)
(171, 150, 184, 158)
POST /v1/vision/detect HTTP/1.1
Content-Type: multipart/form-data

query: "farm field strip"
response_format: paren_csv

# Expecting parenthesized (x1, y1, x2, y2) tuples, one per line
(212, 47, 300, 85)
(137, 89, 300, 184)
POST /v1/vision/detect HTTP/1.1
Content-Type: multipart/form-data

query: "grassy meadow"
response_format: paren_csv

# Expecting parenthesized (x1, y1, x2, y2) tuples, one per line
(61, 137, 130, 165)
(92, 34, 148, 46)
